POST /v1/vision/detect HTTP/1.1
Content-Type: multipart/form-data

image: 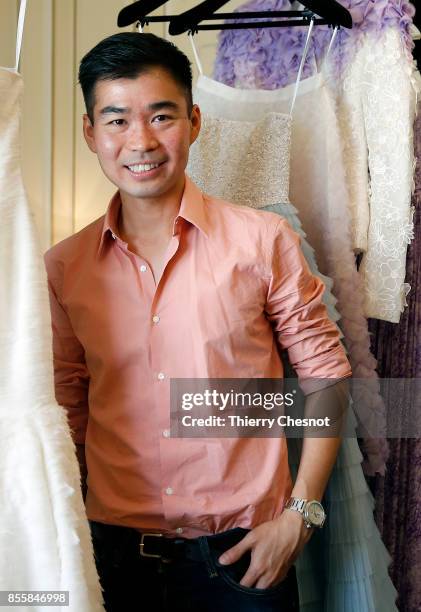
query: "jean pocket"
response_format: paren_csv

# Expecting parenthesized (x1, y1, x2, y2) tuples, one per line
(215, 552, 294, 597)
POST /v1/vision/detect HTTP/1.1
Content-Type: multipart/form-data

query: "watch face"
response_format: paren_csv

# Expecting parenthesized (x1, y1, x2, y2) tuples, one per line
(305, 501, 325, 527)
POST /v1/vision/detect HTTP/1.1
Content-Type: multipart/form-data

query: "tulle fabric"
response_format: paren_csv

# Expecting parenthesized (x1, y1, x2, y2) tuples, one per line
(262, 203, 398, 612)
(0, 67, 104, 610)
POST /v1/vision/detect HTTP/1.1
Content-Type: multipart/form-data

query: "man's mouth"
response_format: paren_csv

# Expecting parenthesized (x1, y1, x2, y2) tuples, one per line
(125, 162, 163, 174)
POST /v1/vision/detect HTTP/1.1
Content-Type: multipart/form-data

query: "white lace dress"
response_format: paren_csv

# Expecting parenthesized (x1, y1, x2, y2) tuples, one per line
(0, 2, 104, 610)
(329, 28, 421, 322)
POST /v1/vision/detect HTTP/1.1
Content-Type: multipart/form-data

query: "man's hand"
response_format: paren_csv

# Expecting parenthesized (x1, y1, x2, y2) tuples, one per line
(217, 381, 348, 590)
(218, 510, 312, 589)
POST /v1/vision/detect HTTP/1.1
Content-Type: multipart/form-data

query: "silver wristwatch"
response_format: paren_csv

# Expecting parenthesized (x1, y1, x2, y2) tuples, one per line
(284, 497, 326, 529)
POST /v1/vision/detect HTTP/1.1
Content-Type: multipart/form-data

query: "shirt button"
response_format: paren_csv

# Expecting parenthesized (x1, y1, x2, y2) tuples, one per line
(162, 429, 170, 438)
(176, 527, 183, 534)
(140, 265, 147, 272)
(157, 372, 165, 381)
(111, 232, 116, 240)
(152, 315, 160, 324)
(165, 487, 173, 495)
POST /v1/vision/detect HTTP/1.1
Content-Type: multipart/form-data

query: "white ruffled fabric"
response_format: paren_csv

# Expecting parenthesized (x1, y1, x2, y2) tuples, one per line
(256, 205, 397, 612)
(0, 66, 104, 611)
(288, 415, 397, 612)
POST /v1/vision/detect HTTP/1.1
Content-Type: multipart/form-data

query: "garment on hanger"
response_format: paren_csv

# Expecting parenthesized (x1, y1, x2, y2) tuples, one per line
(333, 27, 420, 322)
(192, 60, 388, 477)
(214, 0, 420, 323)
(186, 29, 397, 611)
(215, 0, 416, 88)
(0, 2, 104, 610)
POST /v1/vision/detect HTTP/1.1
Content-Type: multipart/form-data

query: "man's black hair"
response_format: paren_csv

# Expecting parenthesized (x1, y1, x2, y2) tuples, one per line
(78, 32, 193, 125)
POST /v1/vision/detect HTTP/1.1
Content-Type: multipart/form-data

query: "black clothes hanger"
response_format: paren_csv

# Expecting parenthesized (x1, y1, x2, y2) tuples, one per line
(117, 0, 352, 33)
(300, 0, 352, 27)
(168, 0, 352, 35)
(118, 0, 168, 27)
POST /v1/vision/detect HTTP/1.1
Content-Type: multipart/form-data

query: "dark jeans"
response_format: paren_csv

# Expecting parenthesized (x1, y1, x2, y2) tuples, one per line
(89, 521, 299, 612)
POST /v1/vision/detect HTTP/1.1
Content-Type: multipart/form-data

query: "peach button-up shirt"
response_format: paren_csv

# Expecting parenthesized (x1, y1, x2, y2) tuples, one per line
(44, 175, 351, 538)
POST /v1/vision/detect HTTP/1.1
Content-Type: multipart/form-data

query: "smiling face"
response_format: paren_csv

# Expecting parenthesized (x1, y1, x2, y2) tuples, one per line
(83, 67, 201, 205)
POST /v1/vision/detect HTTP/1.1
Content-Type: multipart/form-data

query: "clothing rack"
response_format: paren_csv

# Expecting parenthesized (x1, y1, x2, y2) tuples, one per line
(118, 1, 352, 33)
(128, 11, 331, 32)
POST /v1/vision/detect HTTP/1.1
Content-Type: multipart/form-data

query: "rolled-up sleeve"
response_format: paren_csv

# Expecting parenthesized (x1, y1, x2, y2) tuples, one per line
(44, 253, 90, 444)
(265, 218, 352, 393)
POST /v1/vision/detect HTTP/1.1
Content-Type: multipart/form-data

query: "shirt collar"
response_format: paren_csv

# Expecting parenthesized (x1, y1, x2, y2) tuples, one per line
(178, 174, 209, 237)
(98, 190, 122, 255)
(98, 174, 209, 256)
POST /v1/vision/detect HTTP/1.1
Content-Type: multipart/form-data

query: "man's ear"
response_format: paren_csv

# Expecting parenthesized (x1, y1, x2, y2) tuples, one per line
(189, 104, 201, 146)
(83, 114, 97, 153)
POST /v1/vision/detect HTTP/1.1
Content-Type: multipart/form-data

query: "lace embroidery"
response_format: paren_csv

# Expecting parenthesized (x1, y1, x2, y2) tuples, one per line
(330, 29, 420, 322)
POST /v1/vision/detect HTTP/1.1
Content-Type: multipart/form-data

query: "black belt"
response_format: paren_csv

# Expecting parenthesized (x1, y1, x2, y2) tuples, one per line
(139, 532, 204, 561)
(90, 521, 250, 564)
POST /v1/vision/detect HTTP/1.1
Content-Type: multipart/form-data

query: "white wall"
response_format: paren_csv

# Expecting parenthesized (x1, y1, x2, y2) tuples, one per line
(0, 0, 244, 249)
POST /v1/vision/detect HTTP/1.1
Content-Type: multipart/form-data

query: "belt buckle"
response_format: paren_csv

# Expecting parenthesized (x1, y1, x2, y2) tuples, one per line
(139, 533, 163, 558)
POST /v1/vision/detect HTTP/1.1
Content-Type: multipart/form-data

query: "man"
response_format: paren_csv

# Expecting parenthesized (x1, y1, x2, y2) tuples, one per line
(44, 32, 351, 611)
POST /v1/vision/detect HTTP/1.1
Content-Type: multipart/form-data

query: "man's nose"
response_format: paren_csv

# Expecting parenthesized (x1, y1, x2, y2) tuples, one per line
(127, 122, 159, 152)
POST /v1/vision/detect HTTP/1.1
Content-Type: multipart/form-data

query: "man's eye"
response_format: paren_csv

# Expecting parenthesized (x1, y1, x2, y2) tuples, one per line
(152, 115, 170, 123)
(109, 119, 125, 126)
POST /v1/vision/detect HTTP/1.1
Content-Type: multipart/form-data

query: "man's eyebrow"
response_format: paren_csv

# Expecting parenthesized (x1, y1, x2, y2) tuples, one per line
(147, 100, 180, 112)
(99, 101, 181, 116)
(99, 106, 129, 116)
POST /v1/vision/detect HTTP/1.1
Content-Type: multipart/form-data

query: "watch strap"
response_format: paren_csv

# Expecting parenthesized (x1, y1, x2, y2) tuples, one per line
(284, 497, 307, 514)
